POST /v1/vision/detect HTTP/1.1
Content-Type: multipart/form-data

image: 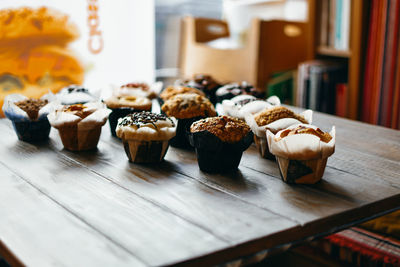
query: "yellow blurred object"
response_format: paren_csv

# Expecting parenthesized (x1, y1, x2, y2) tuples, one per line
(0, 6, 84, 116)
(361, 210, 400, 240)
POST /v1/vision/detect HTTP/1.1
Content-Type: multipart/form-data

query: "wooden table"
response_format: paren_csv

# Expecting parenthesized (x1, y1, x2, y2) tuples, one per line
(0, 110, 399, 266)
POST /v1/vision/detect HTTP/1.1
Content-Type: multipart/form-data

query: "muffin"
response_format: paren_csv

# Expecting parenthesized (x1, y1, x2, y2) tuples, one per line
(104, 94, 152, 137)
(2, 93, 56, 142)
(113, 82, 157, 99)
(222, 95, 281, 119)
(177, 74, 222, 104)
(267, 124, 335, 184)
(159, 85, 205, 105)
(188, 116, 253, 172)
(215, 81, 264, 103)
(161, 93, 216, 147)
(116, 111, 176, 163)
(57, 85, 97, 105)
(245, 106, 312, 159)
(48, 102, 110, 151)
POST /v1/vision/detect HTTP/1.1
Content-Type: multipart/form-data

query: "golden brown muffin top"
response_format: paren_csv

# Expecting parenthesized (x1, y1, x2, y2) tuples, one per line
(161, 93, 216, 119)
(190, 116, 250, 143)
(277, 125, 332, 143)
(254, 106, 307, 126)
(159, 86, 205, 101)
(15, 98, 48, 120)
(62, 104, 93, 119)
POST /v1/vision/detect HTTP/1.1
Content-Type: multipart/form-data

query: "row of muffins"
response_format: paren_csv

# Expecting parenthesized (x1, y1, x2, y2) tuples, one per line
(2, 75, 335, 184)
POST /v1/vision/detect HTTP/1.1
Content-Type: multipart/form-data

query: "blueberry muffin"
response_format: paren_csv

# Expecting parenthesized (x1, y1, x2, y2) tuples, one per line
(189, 116, 253, 172)
(116, 111, 176, 163)
(161, 93, 216, 147)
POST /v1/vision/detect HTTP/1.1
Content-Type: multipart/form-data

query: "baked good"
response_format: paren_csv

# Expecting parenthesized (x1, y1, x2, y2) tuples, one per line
(215, 81, 264, 102)
(188, 116, 253, 172)
(161, 93, 216, 147)
(177, 74, 221, 104)
(116, 111, 176, 163)
(2, 93, 56, 142)
(114, 82, 156, 99)
(104, 95, 152, 137)
(245, 106, 312, 159)
(57, 85, 97, 105)
(267, 124, 335, 184)
(0, 7, 84, 116)
(222, 95, 281, 119)
(159, 86, 205, 102)
(47, 102, 110, 151)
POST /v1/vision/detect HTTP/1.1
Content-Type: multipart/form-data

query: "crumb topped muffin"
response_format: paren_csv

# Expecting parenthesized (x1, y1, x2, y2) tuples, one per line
(161, 93, 216, 119)
(116, 111, 176, 163)
(15, 98, 49, 120)
(190, 116, 250, 143)
(277, 125, 332, 143)
(254, 106, 308, 126)
(159, 86, 205, 101)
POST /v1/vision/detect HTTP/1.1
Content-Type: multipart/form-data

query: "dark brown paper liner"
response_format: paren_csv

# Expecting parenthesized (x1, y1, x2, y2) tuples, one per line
(276, 156, 328, 184)
(169, 116, 204, 148)
(188, 130, 253, 173)
(57, 125, 102, 151)
(11, 119, 51, 142)
(108, 108, 138, 137)
(123, 140, 169, 163)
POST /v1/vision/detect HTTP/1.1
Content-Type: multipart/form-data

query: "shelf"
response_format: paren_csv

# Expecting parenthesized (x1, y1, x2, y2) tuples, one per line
(316, 46, 351, 58)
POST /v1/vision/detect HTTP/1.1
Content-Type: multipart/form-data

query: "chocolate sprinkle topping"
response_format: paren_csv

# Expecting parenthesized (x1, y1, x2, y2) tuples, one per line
(66, 85, 89, 94)
(118, 111, 174, 129)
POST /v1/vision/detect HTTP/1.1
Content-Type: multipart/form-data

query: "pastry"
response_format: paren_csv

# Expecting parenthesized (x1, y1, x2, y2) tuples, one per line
(47, 102, 110, 151)
(57, 85, 97, 105)
(2, 93, 56, 142)
(245, 106, 312, 159)
(114, 82, 157, 99)
(161, 93, 216, 147)
(159, 85, 205, 103)
(177, 74, 221, 104)
(215, 81, 264, 102)
(116, 111, 176, 163)
(188, 116, 253, 172)
(267, 124, 335, 184)
(222, 95, 281, 119)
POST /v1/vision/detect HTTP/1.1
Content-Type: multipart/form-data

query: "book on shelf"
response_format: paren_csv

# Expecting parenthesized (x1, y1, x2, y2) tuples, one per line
(267, 70, 295, 105)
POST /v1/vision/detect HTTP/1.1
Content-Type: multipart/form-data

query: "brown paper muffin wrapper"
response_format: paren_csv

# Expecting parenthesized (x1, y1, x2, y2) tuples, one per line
(253, 134, 275, 160)
(58, 124, 102, 151)
(276, 157, 328, 184)
(123, 139, 170, 163)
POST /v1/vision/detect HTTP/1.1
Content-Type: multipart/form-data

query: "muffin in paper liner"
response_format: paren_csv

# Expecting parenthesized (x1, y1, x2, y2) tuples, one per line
(188, 116, 253, 173)
(2, 93, 58, 142)
(266, 124, 336, 184)
(245, 108, 312, 160)
(56, 85, 98, 105)
(47, 102, 110, 151)
(222, 95, 281, 119)
(116, 111, 176, 163)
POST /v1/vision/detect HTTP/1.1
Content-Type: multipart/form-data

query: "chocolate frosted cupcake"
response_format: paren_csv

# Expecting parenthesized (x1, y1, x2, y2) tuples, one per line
(177, 74, 221, 104)
(267, 124, 335, 184)
(48, 102, 110, 151)
(2, 93, 56, 142)
(222, 95, 281, 119)
(216, 81, 264, 103)
(57, 85, 97, 105)
(245, 106, 312, 160)
(189, 116, 253, 172)
(104, 95, 152, 137)
(161, 93, 216, 148)
(116, 111, 176, 163)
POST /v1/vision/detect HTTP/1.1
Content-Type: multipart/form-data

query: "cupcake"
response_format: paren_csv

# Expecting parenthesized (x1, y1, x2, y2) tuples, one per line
(2, 93, 57, 142)
(245, 106, 312, 160)
(177, 74, 222, 104)
(267, 124, 335, 184)
(48, 102, 110, 151)
(188, 116, 253, 172)
(215, 81, 264, 103)
(57, 85, 97, 105)
(159, 85, 205, 106)
(116, 111, 176, 163)
(222, 95, 281, 119)
(114, 82, 157, 99)
(161, 93, 216, 147)
(104, 94, 152, 137)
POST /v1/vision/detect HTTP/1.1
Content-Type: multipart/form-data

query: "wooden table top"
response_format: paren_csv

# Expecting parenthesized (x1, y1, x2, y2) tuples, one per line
(0, 110, 399, 267)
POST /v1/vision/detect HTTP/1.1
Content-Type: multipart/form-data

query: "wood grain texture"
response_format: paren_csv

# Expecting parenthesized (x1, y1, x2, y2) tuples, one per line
(0, 107, 399, 266)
